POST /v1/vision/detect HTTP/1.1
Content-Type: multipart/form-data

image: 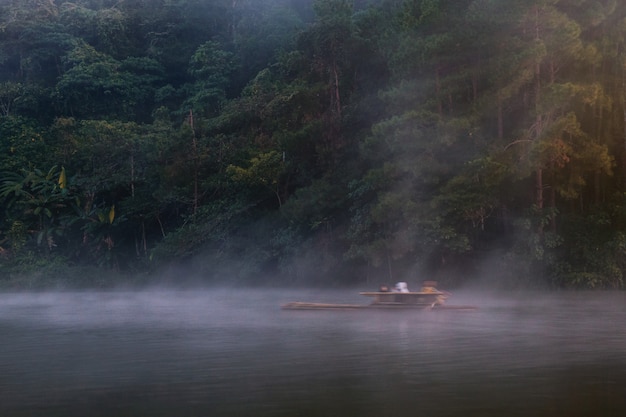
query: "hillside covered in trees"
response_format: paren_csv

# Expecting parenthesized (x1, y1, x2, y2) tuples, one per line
(1, 0, 625, 289)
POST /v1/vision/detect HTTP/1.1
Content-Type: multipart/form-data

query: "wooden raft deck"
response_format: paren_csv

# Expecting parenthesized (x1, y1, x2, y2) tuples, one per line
(281, 302, 368, 310)
(281, 301, 478, 311)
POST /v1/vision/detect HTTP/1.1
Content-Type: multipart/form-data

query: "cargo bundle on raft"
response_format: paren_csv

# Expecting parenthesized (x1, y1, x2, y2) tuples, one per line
(282, 281, 477, 311)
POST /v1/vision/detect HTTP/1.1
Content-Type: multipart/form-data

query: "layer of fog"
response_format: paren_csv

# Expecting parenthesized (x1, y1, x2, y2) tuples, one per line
(2, 287, 625, 416)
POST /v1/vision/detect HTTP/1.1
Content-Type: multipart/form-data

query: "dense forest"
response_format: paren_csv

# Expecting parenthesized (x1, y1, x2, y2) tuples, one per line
(0, 0, 625, 289)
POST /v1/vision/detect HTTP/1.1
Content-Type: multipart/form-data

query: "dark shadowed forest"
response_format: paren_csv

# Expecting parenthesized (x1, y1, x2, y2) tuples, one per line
(1, 0, 626, 289)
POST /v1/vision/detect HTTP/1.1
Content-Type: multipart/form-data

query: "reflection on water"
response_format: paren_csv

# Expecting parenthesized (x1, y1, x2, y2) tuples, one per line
(0, 288, 625, 417)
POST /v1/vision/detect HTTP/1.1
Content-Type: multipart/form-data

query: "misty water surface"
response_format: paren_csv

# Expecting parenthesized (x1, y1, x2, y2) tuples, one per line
(0, 288, 625, 417)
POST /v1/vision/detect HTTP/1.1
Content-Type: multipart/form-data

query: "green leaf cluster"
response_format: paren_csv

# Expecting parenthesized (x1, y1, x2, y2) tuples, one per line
(2, 0, 626, 289)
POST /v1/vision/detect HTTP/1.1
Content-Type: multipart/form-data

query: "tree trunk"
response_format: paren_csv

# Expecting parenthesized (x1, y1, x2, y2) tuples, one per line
(435, 66, 443, 116)
(550, 165, 556, 232)
(497, 97, 504, 140)
(622, 55, 626, 189)
(189, 109, 198, 215)
(536, 167, 544, 210)
(130, 153, 135, 198)
(331, 57, 341, 119)
(534, 5, 544, 234)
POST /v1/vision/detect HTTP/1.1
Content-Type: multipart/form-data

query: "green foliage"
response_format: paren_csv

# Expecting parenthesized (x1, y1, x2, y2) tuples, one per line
(232, 2, 303, 87)
(2, 0, 626, 288)
(0, 165, 74, 256)
(551, 206, 626, 289)
(183, 41, 238, 117)
(150, 197, 250, 261)
(228, 151, 286, 207)
(0, 116, 49, 172)
(55, 41, 164, 120)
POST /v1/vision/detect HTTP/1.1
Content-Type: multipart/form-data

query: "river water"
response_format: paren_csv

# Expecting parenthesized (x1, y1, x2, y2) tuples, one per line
(0, 288, 625, 417)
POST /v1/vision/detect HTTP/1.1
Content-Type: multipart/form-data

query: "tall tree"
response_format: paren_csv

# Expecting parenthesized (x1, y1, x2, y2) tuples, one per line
(297, 0, 356, 161)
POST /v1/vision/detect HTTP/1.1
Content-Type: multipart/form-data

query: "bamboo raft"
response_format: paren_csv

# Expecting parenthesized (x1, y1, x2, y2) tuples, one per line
(281, 301, 478, 311)
(282, 302, 368, 310)
(281, 282, 478, 311)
